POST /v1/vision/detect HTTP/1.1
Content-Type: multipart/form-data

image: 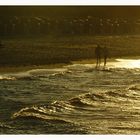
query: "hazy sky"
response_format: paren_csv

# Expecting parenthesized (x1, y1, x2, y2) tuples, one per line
(0, 6, 140, 17)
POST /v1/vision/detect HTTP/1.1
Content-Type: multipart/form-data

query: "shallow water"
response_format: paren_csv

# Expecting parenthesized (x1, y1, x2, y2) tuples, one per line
(1, 59, 140, 134)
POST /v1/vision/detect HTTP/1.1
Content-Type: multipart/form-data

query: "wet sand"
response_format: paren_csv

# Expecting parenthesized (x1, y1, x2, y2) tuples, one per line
(0, 56, 140, 73)
(0, 58, 117, 73)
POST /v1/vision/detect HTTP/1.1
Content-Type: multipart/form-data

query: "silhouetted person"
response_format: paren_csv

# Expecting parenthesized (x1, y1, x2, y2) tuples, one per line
(103, 46, 109, 67)
(0, 41, 3, 48)
(95, 45, 101, 68)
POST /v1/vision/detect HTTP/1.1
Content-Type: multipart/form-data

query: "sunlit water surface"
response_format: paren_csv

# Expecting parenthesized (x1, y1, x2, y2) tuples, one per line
(0, 59, 140, 134)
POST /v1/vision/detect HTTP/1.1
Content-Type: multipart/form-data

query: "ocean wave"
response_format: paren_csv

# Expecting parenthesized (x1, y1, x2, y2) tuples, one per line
(0, 72, 33, 81)
(0, 122, 13, 129)
(50, 101, 75, 112)
(69, 97, 91, 107)
(69, 92, 105, 107)
(128, 85, 140, 91)
(10, 91, 115, 121)
(105, 90, 129, 98)
(0, 68, 72, 81)
(68, 89, 139, 108)
(12, 105, 72, 123)
(29, 68, 70, 77)
(11, 86, 140, 126)
(0, 75, 16, 80)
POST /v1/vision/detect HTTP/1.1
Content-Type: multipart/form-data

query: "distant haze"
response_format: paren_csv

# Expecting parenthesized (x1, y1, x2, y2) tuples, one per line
(0, 6, 140, 17)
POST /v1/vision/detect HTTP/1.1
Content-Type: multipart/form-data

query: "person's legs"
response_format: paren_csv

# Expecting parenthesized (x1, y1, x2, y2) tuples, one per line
(96, 56, 98, 68)
(98, 56, 101, 67)
(96, 55, 101, 68)
(104, 56, 107, 67)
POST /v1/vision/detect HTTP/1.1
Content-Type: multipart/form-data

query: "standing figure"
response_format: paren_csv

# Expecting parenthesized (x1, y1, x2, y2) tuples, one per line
(103, 46, 109, 67)
(95, 45, 101, 68)
(0, 41, 2, 47)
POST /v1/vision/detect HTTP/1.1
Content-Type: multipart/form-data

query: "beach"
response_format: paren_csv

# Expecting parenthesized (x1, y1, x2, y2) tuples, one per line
(0, 35, 140, 69)
(0, 35, 140, 74)
(0, 35, 140, 134)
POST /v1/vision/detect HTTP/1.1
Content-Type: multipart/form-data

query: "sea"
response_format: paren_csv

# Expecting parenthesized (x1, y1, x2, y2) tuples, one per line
(1, 59, 140, 134)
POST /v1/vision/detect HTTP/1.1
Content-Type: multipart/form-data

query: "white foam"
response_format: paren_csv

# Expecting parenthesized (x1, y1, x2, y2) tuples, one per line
(108, 59, 140, 69)
(0, 75, 16, 80)
(0, 68, 69, 80)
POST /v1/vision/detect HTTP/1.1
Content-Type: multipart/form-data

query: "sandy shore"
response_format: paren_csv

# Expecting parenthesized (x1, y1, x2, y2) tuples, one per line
(0, 59, 107, 73)
(0, 63, 67, 73)
(0, 56, 140, 73)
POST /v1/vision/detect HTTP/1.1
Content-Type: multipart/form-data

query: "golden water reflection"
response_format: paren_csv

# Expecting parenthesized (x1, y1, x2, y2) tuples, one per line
(109, 59, 140, 69)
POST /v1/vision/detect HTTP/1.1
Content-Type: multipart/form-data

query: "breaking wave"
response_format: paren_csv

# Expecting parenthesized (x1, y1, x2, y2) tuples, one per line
(0, 68, 71, 81)
(12, 85, 140, 124)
